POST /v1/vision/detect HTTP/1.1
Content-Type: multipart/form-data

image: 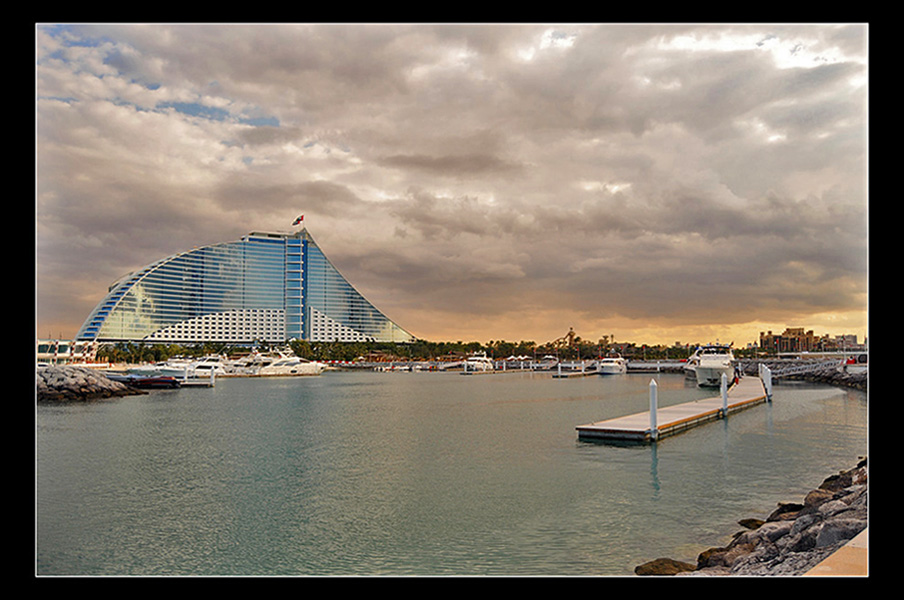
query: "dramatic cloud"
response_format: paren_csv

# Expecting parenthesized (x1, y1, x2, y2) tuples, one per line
(36, 23, 868, 346)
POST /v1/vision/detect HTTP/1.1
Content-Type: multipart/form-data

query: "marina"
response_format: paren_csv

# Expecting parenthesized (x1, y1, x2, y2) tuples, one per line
(34, 21, 868, 578)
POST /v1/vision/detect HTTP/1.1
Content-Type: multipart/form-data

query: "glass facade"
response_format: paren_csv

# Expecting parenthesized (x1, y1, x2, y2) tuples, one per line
(75, 229, 415, 344)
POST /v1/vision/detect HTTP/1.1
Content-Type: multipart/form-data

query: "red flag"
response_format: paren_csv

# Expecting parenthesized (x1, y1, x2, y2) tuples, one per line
(293, 215, 304, 226)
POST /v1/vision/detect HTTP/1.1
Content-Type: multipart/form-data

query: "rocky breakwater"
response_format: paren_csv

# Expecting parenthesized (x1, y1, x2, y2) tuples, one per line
(635, 458, 868, 576)
(37, 365, 145, 403)
(741, 360, 867, 392)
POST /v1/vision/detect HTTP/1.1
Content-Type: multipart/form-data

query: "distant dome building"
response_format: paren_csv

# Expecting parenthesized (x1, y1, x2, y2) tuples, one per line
(75, 228, 415, 345)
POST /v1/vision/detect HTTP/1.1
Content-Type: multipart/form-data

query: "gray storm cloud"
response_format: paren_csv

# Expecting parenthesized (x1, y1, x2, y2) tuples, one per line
(36, 23, 868, 344)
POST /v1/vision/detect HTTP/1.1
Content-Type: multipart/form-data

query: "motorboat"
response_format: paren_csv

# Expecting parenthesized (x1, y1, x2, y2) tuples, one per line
(225, 353, 260, 374)
(129, 355, 227, 379)
(190, 355, 229, 377)
(694, 344, 735, 387)
(239, 351, 325, 376)
(597, 354, 627, 375)
(258, 355, 325, 376)
(463, 352, 495, 372)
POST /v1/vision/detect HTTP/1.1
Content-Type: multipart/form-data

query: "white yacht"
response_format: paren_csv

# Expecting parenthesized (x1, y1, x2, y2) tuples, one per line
(597, 354, 627, 375)
(130, 355, 227, 379)
(128, 357, 192, 378)
(254, 352, 325, 376)
(694, 344, 735, 387)
(189, 355, 229, 377)
(463, 352, 495, 372)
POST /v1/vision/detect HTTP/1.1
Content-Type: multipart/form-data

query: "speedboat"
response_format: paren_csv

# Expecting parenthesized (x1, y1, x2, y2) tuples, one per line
(597, 354, 627, 375)
(463, 352, 495, 372)
(694, 344, 735, 387)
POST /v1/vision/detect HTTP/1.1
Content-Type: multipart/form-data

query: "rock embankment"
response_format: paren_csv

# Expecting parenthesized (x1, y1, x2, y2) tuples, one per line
(741, 360, 867, 392)
(635, 458, 868, 576)
(37, 365, 145, 403)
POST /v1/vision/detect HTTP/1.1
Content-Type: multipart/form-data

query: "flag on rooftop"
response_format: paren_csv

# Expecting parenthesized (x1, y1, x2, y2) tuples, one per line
(293, 215, 304, 226)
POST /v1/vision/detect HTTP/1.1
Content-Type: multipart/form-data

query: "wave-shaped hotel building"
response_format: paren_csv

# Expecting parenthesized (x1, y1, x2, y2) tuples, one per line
(75, 228, 415, 345)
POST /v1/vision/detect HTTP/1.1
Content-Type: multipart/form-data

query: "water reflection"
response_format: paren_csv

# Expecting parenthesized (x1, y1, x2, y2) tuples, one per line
(650, 442, 660, 498)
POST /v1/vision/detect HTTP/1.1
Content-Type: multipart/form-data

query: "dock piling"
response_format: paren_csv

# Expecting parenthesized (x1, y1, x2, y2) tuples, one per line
(721, 373, 728, 416)
(649, 379, 659, 441)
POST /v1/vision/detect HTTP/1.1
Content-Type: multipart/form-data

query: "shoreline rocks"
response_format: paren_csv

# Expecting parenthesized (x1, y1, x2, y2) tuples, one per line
(740, 360, 867, 392)
(635, 458, 868, 576)
(37, 365, 146, 403)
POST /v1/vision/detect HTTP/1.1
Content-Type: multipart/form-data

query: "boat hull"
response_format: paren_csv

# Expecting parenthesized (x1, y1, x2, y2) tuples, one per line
(257, 364, 325, 376)
(107, 374, 182, 388)
(695, 364, 732, 387)
(463, 358, 495, 372)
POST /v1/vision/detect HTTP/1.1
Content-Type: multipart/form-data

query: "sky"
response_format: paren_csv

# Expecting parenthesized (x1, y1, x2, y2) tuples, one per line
(35, 23, 869, 348)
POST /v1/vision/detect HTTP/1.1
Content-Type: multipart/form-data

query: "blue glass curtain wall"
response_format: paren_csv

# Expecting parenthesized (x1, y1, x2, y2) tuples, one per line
(75, 230, 414, 344)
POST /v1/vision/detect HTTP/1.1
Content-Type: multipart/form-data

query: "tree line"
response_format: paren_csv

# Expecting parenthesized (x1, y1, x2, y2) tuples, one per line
(95, 338, 738, 364)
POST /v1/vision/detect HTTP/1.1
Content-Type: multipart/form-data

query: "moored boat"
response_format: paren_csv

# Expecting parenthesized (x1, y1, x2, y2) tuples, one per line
(597, 354, 627, 375)
(190, 355, 229, 377)
(258, 354, 325, 376)
(463, 352, 495, 372)
(231, 351, 325, 376)
(106, 373, 182, 388)
(694, 344, 735, 387)
(128, 354, 227, 379)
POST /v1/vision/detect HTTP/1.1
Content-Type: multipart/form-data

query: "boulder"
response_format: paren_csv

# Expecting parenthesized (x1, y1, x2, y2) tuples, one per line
(766, 502, 804, 522)
(635, 557, 697, 576)
(738, 518, 765, 530)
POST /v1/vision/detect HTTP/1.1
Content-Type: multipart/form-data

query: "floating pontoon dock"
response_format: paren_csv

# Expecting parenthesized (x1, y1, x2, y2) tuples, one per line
(576, 370, 772, 444)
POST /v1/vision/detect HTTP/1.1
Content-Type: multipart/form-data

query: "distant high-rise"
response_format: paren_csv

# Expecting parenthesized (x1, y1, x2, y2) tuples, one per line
(75, 228, 415, 345)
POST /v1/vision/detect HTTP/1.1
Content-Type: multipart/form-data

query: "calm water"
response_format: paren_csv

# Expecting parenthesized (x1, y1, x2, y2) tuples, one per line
(36, 370, 867, 576)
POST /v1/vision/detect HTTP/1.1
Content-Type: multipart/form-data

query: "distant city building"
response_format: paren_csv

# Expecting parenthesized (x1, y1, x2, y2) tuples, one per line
(760, 327, 818, 353)
(759, 328, 865, 353)
(75, 228, 415, 345)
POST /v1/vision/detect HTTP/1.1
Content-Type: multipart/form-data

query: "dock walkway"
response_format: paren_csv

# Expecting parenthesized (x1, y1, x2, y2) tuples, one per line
(576, 375, 768, 443)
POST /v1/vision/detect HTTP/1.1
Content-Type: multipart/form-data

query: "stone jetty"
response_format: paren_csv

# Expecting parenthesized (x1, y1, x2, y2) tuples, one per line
(635, 458, 868, 576)
(36, 365, 145, 403)
(740, 360, 867, 392)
